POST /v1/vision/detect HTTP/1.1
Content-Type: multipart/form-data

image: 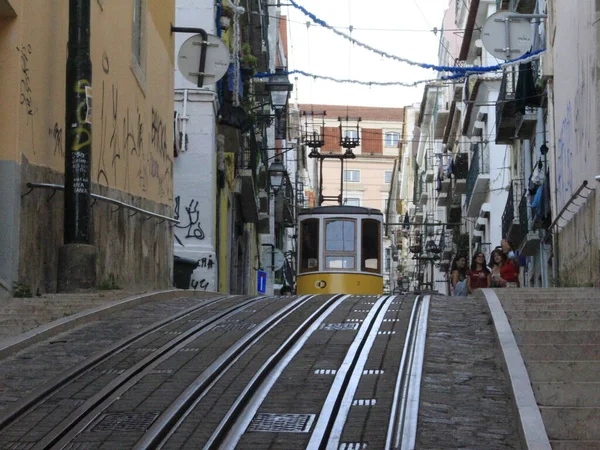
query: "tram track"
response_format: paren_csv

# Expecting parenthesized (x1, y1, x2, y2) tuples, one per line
(0, 294, 233, 433)
(0, 294, 267, 448)
(199, 293, 430, 450)
(0, 293, 432, 450)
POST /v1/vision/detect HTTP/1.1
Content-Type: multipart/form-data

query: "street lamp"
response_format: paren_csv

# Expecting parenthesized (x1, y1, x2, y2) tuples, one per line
(265, 67, 293, 139)
(265, 67, 293, 113)
(268, 158, 286, 195)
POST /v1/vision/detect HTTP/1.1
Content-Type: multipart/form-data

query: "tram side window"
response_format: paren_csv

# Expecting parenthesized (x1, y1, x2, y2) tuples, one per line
(362, 219, 381, 273)
(300, 219, 319, 272)
(325, 219, 355, 270)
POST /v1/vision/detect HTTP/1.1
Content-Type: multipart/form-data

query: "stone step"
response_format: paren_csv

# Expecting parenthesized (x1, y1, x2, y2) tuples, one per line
(503, 302, 600, 311)
(494, 289, 600, 301)
(533, 382, 600, 407)
(541, 406, 600, 440)
(515, 331, 600, 345)
(507, 310, 600, 320)
(499, 298, 600, 308)
(510, 319, 600, 332)
(526, 361, 600, 383)
(520, 344, 600, 361)
(496, 287, 599, 295)
(549, 440, 600, 449)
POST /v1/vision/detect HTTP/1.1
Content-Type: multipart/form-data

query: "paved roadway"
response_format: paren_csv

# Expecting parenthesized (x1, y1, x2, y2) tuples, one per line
(0, 291, 521, 449)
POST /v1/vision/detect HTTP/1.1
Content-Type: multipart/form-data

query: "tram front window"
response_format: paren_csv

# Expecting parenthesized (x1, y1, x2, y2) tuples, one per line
(300, 219, 319, 272)
(362, 219, 381, 273)
(325, 219, 355, 270)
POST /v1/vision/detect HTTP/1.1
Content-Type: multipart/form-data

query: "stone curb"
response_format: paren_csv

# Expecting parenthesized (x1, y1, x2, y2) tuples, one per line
(0, 289, 205, 361)
(479, 288, 552, 450)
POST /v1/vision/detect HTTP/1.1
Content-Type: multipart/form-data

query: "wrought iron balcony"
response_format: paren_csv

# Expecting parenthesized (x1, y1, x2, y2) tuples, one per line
(510, 0, 537, 13)
(501, 179, 524, 245)
(517, 190, 541, 256)
(448, 194, 462, 228)
(496, 67, 517, 144)
(234, 140, 260, 223)
(465, 144, 490, 217)
(516, 106, 538, 139)
(453, 152, 468, 195)
(275, 172, 295, 228)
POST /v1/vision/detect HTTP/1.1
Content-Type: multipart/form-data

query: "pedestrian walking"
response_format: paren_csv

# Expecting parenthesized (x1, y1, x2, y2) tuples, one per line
(489, 248, 512, 287)
(450, 254, 468, 296)
(467, 252, 491, 295)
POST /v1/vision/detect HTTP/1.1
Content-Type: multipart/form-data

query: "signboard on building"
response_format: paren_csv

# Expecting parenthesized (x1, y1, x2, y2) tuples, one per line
(257, 270, 267, 294)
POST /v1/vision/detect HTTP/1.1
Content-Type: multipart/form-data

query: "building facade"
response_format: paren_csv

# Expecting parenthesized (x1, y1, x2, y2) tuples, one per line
(1, 0, 175, 298)
(404, 0, 600, 291)
(173, 0, 292, 296)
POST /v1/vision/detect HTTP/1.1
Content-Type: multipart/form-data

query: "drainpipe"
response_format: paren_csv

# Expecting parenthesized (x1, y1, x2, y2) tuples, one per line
(58, 0, 97, 292)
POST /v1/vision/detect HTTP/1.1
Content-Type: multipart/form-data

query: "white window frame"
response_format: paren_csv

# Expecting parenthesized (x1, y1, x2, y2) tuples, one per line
(343, 169, 360, 182)
(131, 0, 147, 92)
(384, 170, 392, 183)
(385, 131, 400, 147)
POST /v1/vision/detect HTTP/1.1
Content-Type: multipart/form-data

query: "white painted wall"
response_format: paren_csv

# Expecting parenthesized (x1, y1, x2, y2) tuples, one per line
(550, 0, 599, 284)
(486, 86, 509, 250)
(173, 2, 219, 292)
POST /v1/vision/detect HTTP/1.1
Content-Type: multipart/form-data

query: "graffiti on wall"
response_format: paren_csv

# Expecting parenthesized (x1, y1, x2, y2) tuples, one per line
(49, 123, 63, 156)
(18, 44, 35, 120)
(173, 196, 206, 246)
(556, 101, 573, 208)
(190, 253, 216, 291)
(96, 51, 173, 202)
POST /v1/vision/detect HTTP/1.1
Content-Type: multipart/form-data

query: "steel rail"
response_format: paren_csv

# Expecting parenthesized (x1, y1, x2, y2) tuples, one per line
(202, 294, 352, 449)
(23, 182, 179, 224)
(384, 294, 431, 450)
(31, 295, 267, 450)
(400, 294, 430, 450)
(134, 294, 320, 449)
(307, 295, 396, 450)
(0, 294, 231, 433)
(385, 295, 421, 449)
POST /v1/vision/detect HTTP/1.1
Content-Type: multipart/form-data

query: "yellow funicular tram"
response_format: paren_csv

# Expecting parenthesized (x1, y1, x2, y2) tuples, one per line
(296, 205, 384, 295)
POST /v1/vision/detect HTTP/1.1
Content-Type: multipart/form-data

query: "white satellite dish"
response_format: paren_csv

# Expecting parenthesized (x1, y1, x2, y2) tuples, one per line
(261, 248, 286, 271)
(481, 11, 533, 61)
(178, 33, 230, 86)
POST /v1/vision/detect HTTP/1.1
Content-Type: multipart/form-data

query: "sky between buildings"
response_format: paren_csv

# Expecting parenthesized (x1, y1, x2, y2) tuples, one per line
(285, 0, 449, 108)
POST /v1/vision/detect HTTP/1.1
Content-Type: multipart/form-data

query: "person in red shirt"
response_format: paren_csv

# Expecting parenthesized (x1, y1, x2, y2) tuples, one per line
(489, 248, 519, 287)
(467, 252, 491, 294)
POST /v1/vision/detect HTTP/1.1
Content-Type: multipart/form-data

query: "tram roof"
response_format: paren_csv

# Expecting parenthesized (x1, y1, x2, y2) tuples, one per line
(298, 205, 383, 217)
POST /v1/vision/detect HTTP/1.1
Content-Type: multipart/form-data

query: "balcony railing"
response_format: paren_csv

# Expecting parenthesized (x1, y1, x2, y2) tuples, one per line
(496, 67, 517, 144)
(515, 192, 529, 247)
(465, 144, 489, 208)
(501, 179, 524, 243)
(453, 152, 468, 179)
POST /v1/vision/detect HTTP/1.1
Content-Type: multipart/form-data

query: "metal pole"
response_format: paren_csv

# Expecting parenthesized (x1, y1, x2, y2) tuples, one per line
(64, 0, 92, 244)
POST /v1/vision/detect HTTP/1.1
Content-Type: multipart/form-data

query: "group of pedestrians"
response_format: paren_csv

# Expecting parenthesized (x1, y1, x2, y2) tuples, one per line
(450, 239, 520, 296)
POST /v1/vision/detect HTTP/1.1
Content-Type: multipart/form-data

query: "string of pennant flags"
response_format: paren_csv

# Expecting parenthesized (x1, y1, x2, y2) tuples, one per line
(253, 0, 546, 86)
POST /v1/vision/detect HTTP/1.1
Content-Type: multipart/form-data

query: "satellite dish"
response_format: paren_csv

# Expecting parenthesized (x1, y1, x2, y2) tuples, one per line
(178, 33, 230, 86)
(261, 248, 286, 271)
(481, 11, 533, 61)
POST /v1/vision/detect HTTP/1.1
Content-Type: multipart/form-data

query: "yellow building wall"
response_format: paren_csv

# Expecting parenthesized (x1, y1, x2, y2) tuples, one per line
(0, 1, 176, 294)
(2, 0, 174, 205)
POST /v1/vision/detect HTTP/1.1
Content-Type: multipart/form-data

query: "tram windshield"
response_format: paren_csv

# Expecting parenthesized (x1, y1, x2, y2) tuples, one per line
(361, 219, 381, 273)
(324, 219, 355, 270)
(299, 219, 319, 272)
